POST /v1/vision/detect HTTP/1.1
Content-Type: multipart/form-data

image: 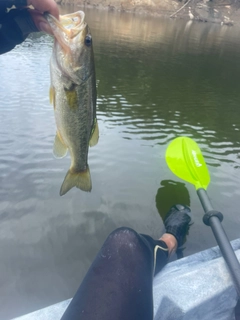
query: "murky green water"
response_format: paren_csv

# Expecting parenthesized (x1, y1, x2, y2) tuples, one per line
(1, 6, 240, 319)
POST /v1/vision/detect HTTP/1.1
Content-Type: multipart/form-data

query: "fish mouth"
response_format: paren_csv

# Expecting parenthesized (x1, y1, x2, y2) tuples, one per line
(45, 11, 86, 52)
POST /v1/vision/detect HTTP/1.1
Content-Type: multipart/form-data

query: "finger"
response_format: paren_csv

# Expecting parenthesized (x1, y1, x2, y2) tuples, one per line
(29, 10, 54, 35)
(44, 1, 59, 19)
(27, 0, 59, 19)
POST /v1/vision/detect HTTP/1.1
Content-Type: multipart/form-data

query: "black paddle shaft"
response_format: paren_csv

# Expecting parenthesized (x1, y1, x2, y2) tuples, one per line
(197, 188, 240, 297)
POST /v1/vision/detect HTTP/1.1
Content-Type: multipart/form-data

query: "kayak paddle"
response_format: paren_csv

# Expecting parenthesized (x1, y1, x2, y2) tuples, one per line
(166, 136, 240, 297)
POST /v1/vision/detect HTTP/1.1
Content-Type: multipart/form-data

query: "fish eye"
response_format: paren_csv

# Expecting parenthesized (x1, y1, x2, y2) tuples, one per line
(85, 35, 92, 47)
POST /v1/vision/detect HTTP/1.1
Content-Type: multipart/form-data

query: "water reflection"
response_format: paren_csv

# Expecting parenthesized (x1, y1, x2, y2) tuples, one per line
(156, 180, 190, 221)
(86, 9, 240, 171)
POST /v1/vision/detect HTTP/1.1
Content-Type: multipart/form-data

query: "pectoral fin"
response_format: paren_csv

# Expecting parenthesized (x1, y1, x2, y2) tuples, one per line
(89, 119, 99, 147)
(60, 167, 92, 196)
(64, 85, 78, 109)
(53, 132, 68, 158)
(49, 86, 56, 109)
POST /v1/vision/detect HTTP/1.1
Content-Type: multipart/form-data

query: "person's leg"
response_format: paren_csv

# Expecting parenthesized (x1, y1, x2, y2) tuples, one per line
(61, 227, 169, 320)
(61, 205, 191, 320)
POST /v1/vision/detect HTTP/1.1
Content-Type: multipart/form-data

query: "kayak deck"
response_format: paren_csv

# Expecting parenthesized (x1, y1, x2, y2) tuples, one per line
(14, 239, 240, 320)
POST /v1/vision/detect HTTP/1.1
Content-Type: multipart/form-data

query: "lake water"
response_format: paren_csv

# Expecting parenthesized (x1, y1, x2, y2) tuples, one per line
(1, 5, 240, 319)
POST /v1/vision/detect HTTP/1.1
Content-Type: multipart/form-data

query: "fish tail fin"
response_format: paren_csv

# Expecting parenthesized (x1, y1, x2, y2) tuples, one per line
(60, 167, 92, 196)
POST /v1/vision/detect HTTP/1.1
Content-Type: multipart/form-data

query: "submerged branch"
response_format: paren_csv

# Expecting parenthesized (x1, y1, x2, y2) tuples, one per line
(170, 0, 192, 18)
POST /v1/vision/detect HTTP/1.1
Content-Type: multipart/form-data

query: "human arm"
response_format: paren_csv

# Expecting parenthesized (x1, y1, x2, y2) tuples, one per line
(0, 5, 38, 54)
(0, 0, 59, 54)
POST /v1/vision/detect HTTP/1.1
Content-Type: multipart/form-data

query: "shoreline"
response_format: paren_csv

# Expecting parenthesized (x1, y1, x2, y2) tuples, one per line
(57, 0, 238, 26)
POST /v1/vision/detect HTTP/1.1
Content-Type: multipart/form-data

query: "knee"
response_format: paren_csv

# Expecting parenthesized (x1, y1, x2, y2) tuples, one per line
(105, 227, 142, 252)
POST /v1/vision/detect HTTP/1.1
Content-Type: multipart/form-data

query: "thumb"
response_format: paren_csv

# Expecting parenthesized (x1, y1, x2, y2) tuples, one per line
(29, 10, 53, 35)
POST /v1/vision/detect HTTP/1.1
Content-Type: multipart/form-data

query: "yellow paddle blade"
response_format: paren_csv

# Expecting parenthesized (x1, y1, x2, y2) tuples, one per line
(166, 137, 210, 190)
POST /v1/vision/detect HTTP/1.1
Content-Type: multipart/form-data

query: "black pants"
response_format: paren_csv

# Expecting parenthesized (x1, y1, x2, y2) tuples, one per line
(61, 227, 169, 320)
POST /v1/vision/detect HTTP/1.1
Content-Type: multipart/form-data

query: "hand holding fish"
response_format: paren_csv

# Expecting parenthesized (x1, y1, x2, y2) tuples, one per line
(0, 0, 59, 54)
(27, 0, 59, 19)
(27, 0, 59, 35)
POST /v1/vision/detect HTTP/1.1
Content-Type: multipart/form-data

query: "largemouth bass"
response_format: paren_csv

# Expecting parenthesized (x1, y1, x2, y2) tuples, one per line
(46, 11, 99, 196)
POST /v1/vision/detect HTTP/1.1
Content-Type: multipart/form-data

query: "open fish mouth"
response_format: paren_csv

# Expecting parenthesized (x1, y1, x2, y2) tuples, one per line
(45, 11, 87, 51)
(60, 12, 86, 33)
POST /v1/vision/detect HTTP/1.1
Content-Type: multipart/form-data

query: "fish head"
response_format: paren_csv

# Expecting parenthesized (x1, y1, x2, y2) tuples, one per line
(45, 11, 94, 83)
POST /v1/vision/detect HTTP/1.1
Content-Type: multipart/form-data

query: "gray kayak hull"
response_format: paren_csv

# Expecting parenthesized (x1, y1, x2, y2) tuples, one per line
(14, 239, 240, 320)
